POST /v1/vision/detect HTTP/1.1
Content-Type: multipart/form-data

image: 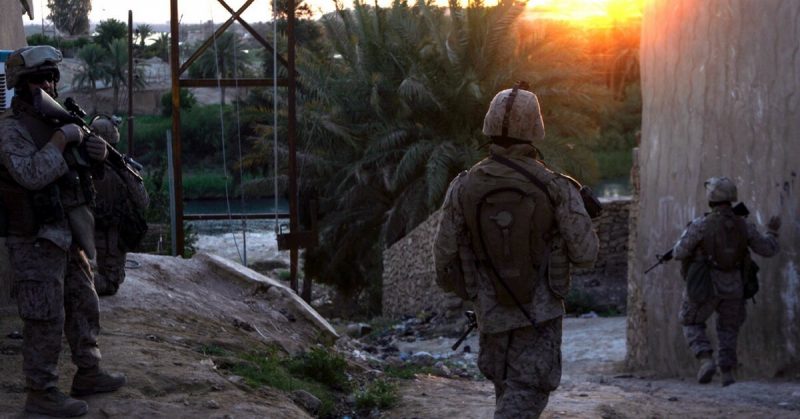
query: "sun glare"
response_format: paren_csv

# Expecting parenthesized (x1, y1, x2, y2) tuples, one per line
(527, 0, 643, 26)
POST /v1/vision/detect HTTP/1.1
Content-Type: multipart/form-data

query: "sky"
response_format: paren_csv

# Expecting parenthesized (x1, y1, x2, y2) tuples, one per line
(26, 0, 642, 25)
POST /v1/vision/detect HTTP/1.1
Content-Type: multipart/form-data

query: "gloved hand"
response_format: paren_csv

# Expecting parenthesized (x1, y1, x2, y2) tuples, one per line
(85, 135, 109, 161)
(767, 215, 781, 233)
(57, 123, 84, 145)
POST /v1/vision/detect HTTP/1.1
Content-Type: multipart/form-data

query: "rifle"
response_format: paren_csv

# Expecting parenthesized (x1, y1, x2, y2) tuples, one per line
(451, 310, 477, 351)
(644, 249, 673, 274)
(32, 88, 143, 181)
(643, 202, 750, 274)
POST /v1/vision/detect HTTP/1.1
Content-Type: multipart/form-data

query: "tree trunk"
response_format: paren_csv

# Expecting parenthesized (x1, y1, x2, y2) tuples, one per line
(628, 0, 800, 377)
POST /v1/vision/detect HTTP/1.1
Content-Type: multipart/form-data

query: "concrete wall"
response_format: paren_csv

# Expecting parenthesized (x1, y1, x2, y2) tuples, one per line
(382, 199, 633, 322)
(0, 0, 28, 50)
(629, 0, 800, 377)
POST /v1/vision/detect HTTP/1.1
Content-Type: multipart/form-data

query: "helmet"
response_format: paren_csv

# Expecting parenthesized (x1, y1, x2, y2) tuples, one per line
(5, 46, 62, 89)
(90, 116, 120, 145)
(705, 176, 737, 203)
(482, 83, 544, 143)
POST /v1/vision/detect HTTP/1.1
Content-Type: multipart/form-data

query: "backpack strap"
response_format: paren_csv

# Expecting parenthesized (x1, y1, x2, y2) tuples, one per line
(489, 152, 556, 207)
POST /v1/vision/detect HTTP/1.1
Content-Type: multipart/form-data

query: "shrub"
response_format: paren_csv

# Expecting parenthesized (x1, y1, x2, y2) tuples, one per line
(355, 380, 399, 411)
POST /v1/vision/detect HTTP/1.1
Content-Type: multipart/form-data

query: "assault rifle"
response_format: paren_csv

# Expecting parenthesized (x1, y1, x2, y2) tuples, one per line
(32, 88, 142, 181)
(643, 202, 750, 274)
(451, 310, 477, 351)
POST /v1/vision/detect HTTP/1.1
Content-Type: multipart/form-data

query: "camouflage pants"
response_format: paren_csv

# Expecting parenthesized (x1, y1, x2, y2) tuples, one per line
(95, 231, 126, 296)
(478, 317, 562, 419)
(679, 294, 746, 370)
(9, 240, 101, 390)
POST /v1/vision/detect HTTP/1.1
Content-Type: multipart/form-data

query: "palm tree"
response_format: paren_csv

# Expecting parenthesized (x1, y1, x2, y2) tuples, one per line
(242, 0, 611, 312)
(106, 39, 128, 113)
(150, 33, 171, 62)
(74, 43, 110, 114)
(136, 23, 154, 49)
(188, 31, 253, 105)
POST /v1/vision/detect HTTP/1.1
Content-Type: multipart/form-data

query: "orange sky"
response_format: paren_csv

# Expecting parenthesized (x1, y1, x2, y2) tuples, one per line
(24, 0, 643, 25)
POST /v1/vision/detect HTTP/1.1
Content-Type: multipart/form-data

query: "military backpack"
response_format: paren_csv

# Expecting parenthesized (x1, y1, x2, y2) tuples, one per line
(460, 154, 556, 307)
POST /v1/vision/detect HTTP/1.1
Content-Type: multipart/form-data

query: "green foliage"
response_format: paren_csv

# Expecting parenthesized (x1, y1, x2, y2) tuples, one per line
(26, 33, 56, 47)
(355, 379, 399, 411)
(196, 344, 230, 357)
(181, 171, 234, 199)
(46, 0, 91, 35)
(229, 351, 337, 416)
(594, 150, 633, 181)
(160, 89, 197, 116)
(94, 19, 128, 49)
(287, 347, 350, 391)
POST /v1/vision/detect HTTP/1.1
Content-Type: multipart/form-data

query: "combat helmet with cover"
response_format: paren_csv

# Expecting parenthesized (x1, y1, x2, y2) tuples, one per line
(90, 115, 121, 145)
(461, 82, 557, 309)
(482, 81, 544, 143)
(5, 46, 62, 90)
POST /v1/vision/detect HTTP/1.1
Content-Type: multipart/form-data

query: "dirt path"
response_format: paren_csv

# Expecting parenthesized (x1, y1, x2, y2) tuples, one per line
(382, 317, 800, 419)
(0, 253, 329, 419)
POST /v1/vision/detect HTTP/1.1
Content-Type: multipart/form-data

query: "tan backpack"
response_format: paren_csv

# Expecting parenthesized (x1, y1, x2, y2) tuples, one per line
(461, 155, 556, 308)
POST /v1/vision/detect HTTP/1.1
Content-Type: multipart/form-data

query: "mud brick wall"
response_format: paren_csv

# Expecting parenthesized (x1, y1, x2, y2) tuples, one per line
(571, 198, 631, 312)
(382, 199, 632, 320)
(382, 211, 465, 321)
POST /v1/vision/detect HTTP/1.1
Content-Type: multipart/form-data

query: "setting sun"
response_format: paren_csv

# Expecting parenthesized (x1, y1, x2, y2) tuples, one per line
(527, 0, 643, 26)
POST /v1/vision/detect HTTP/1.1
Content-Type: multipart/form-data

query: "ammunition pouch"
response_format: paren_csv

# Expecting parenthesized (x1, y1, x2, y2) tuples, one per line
(32, 184, 65, 225)
(0, 178, 39, 236)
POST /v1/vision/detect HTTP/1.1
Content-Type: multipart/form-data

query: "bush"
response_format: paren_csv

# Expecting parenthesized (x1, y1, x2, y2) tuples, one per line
(160, 88, 197, 116)
(355, 380, 399, 411)
(288, 347, 350, 391)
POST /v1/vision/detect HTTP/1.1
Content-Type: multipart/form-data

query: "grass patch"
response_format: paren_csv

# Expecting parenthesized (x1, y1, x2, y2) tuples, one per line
(287, 347, 350, 391)
(182, 172, 235, 199)
(196, 344, 230, 357)
(355, 379, 399, 411)
(231, 351, 337, 416)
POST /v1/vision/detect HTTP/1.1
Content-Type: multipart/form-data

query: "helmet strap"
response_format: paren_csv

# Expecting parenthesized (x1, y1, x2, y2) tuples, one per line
(500, 80, 531, 138)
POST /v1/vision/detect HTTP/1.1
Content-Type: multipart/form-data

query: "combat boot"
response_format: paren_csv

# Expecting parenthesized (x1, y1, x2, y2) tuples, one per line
(25, 387, 89, 417)
(696, 353, 716, 384)
(720, 368, 736, 387)
(70, 367, 127, 397)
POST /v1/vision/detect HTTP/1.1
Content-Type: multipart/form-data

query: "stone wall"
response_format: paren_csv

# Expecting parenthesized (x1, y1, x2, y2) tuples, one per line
(382, 211, 465, 323)
(382, 198, 633, 321)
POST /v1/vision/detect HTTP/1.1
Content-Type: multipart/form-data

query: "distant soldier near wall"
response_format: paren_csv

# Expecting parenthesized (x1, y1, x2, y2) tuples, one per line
(673, 176, 781, 386)
(434, 82, 599, 418)
(90, 116, 149, 296)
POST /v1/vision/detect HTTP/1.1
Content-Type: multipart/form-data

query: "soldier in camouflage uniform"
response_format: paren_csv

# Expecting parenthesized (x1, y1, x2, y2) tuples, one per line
(673, 176, 780, 387)
(90, 117, 149, 296)
(434, 84, 599, 418)
(0, 46, 126, 417)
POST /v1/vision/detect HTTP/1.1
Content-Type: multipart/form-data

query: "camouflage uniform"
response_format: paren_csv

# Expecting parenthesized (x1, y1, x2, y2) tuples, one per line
(0, 105, 101, 391)
(435, 143, 598, 418)
(93, 158, 149, 296)
(673, 206, 779, 370)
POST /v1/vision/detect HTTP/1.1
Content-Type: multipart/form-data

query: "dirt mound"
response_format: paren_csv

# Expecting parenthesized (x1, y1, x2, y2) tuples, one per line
(0, 252, 337, 418)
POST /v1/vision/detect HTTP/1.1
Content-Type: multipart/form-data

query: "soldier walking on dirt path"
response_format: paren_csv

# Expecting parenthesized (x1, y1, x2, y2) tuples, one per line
(0, 45, 126, 417)
(434, 82, 599, 418)
(673, 176, 781, 387)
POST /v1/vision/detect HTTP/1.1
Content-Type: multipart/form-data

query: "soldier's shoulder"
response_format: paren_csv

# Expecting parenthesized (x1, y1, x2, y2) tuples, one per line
(0, 115, 24, 140)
